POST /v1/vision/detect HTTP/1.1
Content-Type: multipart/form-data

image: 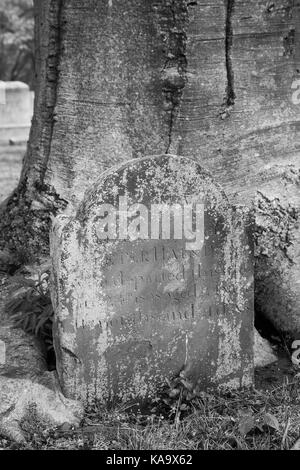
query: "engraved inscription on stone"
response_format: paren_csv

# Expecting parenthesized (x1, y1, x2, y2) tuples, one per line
(51, 154, 254, 405)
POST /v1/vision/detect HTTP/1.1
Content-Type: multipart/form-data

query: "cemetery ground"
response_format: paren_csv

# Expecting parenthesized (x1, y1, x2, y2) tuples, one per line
(1, 366, 300, 450)
(0, 147, 299, 451)
(0, 254, 300, 451)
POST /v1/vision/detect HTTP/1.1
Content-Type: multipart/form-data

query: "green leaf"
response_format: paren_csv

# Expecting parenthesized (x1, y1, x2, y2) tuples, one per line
(180, 379, 193, 391)
(35, 316, 47, 335)
(43, 304, 54, 317)
(238, 414, 255, 437)
(263, 413, 280, 431)
(180, 404, 189, 411)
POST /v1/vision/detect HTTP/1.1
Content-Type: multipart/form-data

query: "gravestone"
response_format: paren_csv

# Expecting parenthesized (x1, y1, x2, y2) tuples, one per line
(50, 155, 254, 405)
(0, 81, 34, 143)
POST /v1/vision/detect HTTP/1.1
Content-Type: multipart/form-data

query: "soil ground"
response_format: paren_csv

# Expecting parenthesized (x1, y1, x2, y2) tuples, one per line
(1, 363, 299, 450)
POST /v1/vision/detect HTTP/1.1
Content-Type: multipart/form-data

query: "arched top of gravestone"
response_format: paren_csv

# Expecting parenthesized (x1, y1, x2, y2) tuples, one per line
(50, 154, 253, 403)
(4, 81, 29, 91)
(76, 154, 229, 224)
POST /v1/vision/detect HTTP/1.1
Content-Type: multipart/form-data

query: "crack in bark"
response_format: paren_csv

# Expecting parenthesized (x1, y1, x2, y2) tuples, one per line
(0, 0, 68, 263)
(224, 0, 235, 109)
(283, 28, 295, 57)
(40, 0, 64, 184)
(165, 1, 187, 153)
(153, 0, 189, 153)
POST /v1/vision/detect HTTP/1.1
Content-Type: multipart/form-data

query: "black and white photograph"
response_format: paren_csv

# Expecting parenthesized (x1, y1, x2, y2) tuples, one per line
(0, 0, 300, 454)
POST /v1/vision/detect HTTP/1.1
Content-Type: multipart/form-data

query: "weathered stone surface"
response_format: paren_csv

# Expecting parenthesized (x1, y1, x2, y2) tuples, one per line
(50, 154, 254, 405)
(254, 329, 278, 368)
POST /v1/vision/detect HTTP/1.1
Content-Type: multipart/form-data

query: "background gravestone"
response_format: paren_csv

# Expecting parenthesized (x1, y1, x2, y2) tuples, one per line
(0, 81, 34, 143)
(50, 155, 254, 405)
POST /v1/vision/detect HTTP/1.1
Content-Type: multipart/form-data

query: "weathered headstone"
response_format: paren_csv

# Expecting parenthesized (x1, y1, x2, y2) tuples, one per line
(50, 155, 254, 405)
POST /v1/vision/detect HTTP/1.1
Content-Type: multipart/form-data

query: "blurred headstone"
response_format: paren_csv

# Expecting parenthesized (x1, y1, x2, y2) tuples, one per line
(0, 81, 34, 143)
(0, 82, 5, 105)
(0, 340, 5, 365)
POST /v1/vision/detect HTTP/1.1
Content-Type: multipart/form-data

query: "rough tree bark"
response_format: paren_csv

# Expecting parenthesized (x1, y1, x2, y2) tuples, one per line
(0, 0, 299, 334)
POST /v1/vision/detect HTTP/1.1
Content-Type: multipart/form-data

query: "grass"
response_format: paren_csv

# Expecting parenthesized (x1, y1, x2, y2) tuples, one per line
(1, 371, 300, 450)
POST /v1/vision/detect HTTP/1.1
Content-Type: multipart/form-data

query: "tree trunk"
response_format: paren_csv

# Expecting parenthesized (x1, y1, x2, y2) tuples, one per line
(0, 0, 299, 334)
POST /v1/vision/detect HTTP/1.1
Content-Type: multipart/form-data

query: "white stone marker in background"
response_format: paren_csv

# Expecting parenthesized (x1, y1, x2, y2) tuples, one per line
(0, 81, 34, 143)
